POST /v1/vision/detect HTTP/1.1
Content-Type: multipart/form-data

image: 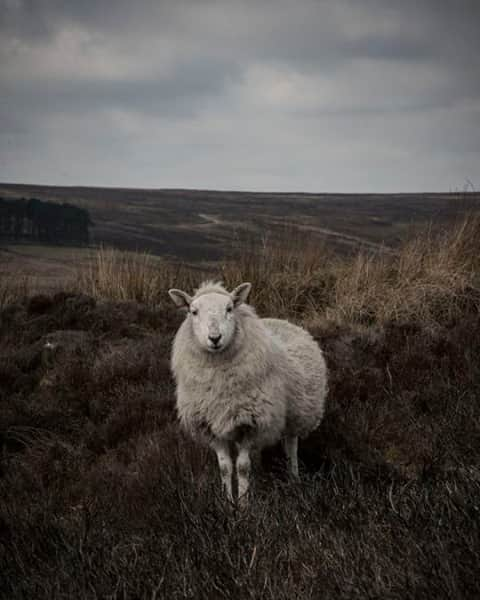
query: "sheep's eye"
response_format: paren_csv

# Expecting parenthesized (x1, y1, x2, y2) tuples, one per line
(226, 306, 233, 313)
(191, 308, 198, 316)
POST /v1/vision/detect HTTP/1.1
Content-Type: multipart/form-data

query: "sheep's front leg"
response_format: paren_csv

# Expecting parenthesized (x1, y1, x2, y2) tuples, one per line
(283, 435, 299, 479)
(212, 440, 234, 502)
(236, 443, 252, 507)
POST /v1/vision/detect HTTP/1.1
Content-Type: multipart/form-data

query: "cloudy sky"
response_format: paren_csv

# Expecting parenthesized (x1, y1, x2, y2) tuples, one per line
(1, 0, 479, 192)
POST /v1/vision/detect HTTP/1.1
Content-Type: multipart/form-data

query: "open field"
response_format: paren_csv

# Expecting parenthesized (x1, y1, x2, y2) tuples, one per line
(1, 215, 479, 598)
(0, 245, 94, 294)
(1, 183, 478, 261)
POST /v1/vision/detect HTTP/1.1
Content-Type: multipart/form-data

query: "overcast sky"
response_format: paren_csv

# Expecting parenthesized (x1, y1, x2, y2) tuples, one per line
(1, 0, 479, 192)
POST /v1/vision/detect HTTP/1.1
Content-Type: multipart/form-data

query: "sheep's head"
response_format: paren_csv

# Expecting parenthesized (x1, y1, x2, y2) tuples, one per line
(168, 282, 251, 353)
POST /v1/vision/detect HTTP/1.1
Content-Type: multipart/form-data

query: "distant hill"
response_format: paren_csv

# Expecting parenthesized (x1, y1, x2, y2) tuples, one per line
(0, 183, 477, 260)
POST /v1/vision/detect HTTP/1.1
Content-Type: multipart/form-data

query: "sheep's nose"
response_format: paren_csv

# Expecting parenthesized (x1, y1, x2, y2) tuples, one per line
(208, 334, 222, 345)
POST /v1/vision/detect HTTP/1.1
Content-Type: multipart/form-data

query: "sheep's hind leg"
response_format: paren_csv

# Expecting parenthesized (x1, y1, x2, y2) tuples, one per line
(236, 443, 252, 508)
(212, 440, 234, 502)
(283, 435, 299, 479)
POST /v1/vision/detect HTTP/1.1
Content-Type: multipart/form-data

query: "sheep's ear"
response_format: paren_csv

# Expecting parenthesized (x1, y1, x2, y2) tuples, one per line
(231, 282, 252, 307)
(168, 289, 192, 309)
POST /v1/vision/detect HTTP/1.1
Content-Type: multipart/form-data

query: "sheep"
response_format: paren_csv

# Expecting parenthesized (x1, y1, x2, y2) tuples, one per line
(168, 281, 328, 505)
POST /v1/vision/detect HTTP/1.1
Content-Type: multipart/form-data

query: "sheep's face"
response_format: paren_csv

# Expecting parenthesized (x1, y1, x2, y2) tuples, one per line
(169, 283, 251, 353)
(190, 293, 236, 352)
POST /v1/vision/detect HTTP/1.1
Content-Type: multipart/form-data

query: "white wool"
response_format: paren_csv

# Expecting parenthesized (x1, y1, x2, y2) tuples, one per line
(169, 281, 328, 502)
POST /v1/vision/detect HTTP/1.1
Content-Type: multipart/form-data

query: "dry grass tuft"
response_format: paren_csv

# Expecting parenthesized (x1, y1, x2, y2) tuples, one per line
(75, 246, 199, 306)
(219, 231, 332, 319)
(73, 214, 480, 328)
(0, 271, 31, 309)
(329, 214, 480, 325)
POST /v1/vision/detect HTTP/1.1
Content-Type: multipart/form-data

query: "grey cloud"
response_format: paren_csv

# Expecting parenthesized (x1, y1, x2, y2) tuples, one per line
(1, 57, 241, 119)
(0, 0, 479, 191)
(344, 35, 433, 61)
(0, 0, 149, 40)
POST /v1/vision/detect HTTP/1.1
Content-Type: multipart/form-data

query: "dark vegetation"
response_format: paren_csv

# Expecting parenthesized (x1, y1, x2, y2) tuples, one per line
(0, 197, 91, 246)
(1, 214, 479, 598)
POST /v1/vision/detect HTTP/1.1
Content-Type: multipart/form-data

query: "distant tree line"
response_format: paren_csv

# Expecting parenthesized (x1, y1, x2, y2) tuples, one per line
(0, 197, 92, 245)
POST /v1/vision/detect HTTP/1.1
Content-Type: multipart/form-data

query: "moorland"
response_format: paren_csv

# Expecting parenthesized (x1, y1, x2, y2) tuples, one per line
(0, 184, 479, 599)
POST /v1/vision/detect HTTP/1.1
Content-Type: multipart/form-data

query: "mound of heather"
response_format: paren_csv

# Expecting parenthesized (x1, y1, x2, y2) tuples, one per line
(0, 292, 479, 599)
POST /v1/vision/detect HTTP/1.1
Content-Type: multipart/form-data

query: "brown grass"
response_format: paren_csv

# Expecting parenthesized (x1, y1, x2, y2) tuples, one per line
(0, 271, 31, 310)
(329, 215, 480, 325)
(66, 215, 480, 328)
(74, 246, 200, 306)
(219, 230, 332, 319)
(2, 213, 479, 338)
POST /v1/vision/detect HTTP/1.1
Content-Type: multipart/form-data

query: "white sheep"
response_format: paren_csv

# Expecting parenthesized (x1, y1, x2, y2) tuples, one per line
(168, 281, 328, 504)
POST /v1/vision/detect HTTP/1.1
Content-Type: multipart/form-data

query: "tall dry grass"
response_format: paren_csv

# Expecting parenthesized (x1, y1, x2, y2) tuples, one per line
(329, 214, 480, 325)
(73, 232, 332, 318)
(0, 271, 31, 310)
(218, 214, 480, 325)
(68, 213, 480, 326)
(219, 231, 332, 319)
(75, 246, 199, 306)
